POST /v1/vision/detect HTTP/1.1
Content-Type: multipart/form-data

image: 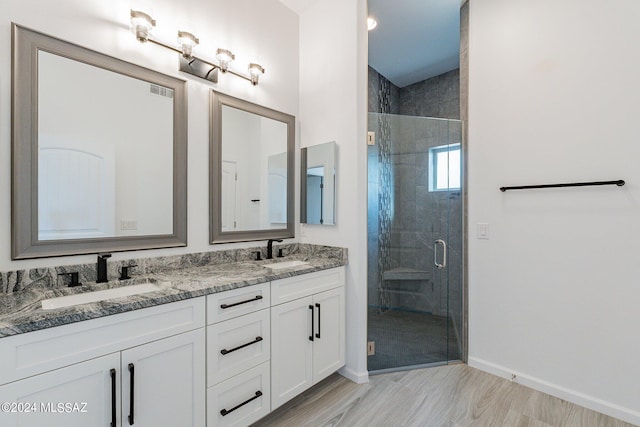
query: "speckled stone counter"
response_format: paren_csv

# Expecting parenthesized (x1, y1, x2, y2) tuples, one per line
(0, 244, 347, 338)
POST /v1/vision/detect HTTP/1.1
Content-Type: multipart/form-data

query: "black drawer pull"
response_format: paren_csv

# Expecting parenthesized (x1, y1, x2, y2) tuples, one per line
(128, 363, 135, 425)
(220, 295, 263, 309)
(221, 336, 263, 355)
(110, 369, 116, 427)
(309, 305, 314, 341)
(220, 391, 262, 416)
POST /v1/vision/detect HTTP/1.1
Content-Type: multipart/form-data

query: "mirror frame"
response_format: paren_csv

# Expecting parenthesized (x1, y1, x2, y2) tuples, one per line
(11, 24, 188, 259)
(210, 90, 295, 244)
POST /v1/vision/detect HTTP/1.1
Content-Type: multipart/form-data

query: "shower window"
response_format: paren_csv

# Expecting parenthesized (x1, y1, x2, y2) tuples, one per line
(429, 143, 461, 191)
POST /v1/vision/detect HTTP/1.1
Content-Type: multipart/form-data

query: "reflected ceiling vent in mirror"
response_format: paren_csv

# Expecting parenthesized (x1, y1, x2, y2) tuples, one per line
(129, 9, 266, 86)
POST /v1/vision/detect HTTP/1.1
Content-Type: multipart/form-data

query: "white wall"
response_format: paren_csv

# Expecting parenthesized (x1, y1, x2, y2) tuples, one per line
(295, 0, 369, 383)
(0, 0, 299, 270)
(468, 0, 640, 424)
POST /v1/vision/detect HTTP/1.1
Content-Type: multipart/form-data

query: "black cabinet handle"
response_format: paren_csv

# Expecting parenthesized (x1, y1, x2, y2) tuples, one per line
(309, 305, 314, 341)
(221, 336, 263, 355)
(220, 295, 263, 309)
(110, 369, 116, 427)
(128, 363, 135, 425)
(315, 303, 321, 339)
(220, 391, 262, 416)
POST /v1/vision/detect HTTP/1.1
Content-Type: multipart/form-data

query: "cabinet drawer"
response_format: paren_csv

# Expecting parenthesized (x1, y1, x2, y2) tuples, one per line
(271, 267, 345, 306)
(0, 298, 205, 386)
(207, 361, 270, 427)
(207, 283, 270, 325)
(207, 309, 270, 386)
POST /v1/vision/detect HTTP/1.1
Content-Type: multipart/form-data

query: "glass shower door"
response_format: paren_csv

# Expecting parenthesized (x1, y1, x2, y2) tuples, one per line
(367, 113, 462, 372)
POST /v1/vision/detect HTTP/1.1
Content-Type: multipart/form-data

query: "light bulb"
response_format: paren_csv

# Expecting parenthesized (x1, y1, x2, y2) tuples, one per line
(177, 31, 199, 59)
(216, 48, 235, 72)
(130, 10, 156, 42)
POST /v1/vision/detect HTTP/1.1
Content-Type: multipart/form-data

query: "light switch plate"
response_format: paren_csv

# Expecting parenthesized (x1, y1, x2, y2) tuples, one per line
(477, 223, 490, 239)
(367, 132, 375, 146)
(120, 220, 138, 231)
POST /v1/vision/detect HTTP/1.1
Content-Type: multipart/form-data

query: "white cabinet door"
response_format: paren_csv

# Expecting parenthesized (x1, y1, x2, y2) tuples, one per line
(270, 296, 313, 410)
(312, 287, 345, 383)
(0, 353, 120, 427)
(121, 329, 206, 427)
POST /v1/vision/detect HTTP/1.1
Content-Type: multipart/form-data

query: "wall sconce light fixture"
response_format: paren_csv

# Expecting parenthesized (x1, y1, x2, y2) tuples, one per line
(177, 31, 199, 59)
(248, 63, 265, 86)
(130, 10, 265, 86)
(215, 49, 235, 72)
(130, 10, 156, 42)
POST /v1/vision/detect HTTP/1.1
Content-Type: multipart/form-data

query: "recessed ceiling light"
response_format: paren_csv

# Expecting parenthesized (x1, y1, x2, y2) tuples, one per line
(367, 17, 378, 31)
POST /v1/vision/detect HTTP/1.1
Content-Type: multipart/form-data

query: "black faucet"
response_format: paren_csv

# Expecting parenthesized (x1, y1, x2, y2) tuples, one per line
(119, 264, 137, 281)
(267, 239, 283, 259)
(97, 253, 112, 283)
(58, 272, 82, 287)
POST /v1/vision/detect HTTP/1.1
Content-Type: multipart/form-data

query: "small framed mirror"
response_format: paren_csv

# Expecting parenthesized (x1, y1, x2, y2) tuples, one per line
(11, 24, 188, 259)
(210, 91, 295, 243)
(300, 142, 337, 225)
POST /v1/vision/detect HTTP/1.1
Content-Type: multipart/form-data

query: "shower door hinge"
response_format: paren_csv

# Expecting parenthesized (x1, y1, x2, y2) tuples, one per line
(367, 341, 375, 356)
(367, 132, 375, 146)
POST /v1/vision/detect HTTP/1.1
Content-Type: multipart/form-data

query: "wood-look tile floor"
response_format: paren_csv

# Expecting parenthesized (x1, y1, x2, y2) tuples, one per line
(252, 364, 637, 427)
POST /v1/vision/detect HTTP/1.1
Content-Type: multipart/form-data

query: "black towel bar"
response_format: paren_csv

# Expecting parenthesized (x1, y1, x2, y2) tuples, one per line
(500, 180, 625, 192)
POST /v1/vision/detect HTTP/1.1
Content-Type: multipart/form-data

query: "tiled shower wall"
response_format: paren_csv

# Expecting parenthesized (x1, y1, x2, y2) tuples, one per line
(367, 67, 399, 308)
(399, 69, 460, 120)
(368, 66, 463, 318)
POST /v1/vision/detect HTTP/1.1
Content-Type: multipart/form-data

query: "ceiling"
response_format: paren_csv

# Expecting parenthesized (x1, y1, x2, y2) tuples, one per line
(279, 0, 461, 89)
(368, 0, 461, 88)
(279, 0, 317, 15)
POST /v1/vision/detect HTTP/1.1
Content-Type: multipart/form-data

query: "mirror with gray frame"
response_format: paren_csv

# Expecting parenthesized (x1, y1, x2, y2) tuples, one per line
(300, 142, 337, 225)
(210, 91, 295, 243)
(11, 24, 188, 259)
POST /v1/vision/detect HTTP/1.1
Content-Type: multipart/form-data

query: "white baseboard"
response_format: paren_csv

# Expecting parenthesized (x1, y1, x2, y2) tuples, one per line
(339, 366, 369, 384)
(468, 357, 640, 426)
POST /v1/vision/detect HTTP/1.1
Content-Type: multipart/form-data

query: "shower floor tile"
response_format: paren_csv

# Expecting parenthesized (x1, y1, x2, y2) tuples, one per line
(367, 307, 461, 372)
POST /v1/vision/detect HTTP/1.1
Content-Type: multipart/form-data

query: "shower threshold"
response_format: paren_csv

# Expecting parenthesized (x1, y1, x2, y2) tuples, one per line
(369, 360, 463, 376)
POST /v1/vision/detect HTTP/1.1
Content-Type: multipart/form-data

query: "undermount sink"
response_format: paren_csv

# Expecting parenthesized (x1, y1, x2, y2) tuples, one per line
(262, 260, 310, 271)
(41, 283, 162, 310)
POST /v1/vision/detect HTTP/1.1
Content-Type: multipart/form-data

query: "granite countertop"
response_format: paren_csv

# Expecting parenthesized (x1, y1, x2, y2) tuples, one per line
(0, 256, 347, 338)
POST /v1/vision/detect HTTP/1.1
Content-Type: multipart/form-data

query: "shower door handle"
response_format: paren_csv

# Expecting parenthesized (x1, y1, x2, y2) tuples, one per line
(434, 239, 447, 269)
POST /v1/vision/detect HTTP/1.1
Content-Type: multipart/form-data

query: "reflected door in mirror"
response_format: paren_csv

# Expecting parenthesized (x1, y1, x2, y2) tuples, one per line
(221, 105, 288, 231)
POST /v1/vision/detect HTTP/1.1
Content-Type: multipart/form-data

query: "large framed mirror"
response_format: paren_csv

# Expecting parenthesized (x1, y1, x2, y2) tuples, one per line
(11, 24, 188, 259)
(300, 141, 337, 225)
(210, 91, 295, 244)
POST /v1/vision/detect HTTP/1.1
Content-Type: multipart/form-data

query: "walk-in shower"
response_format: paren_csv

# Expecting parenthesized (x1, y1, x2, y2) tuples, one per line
(367, 112, 463, 372)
